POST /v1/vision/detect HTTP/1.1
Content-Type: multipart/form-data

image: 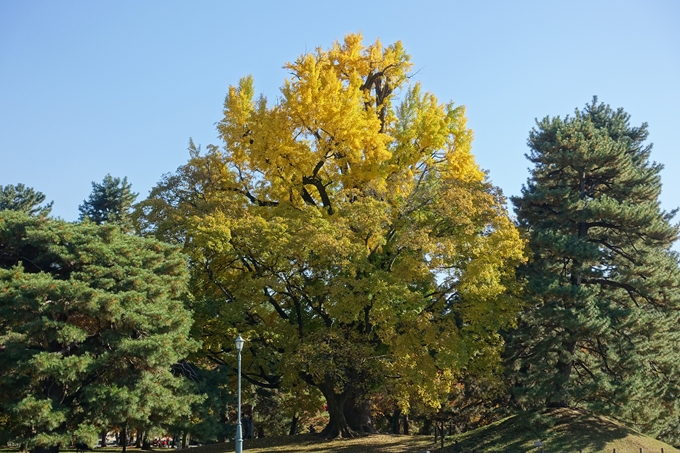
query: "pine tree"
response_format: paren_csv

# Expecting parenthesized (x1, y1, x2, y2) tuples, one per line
(0, 211, 200, 452)
(0, 183, 53, 217)
(507, 98, 680, 441)
(78, 175, 137, 231)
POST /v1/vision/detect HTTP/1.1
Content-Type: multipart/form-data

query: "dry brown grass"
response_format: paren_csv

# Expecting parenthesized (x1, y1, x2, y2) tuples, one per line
(188, 433, 440, 453)
(0, 435, 444, 453)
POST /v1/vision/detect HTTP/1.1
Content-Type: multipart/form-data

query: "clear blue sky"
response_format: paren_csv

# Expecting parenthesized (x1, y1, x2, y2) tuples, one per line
(1, 1, 678, 221)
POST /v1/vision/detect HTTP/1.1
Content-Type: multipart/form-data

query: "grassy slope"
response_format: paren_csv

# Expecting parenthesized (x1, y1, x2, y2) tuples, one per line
(451, 408, 679, 453)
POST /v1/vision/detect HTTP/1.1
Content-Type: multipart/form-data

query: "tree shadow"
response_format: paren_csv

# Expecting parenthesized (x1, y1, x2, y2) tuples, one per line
(448, 408, 632, 453)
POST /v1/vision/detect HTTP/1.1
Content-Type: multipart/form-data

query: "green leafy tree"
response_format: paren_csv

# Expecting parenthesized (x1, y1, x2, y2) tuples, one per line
(0, 183, 53, 217)
(79, 175, 137, 231)
(507, 98, 680, 442)
(139, 34, 525, 437)
(0, 211, 200, 452)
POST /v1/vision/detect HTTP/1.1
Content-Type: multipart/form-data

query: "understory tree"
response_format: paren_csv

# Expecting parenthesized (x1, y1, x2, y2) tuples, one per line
(138, 34, 525, 437)
(0, 211, 200, 452)
(506, 98, 680, 442)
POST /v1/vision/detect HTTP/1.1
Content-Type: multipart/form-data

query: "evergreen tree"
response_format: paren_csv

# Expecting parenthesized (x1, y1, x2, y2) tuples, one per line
(0, 183, 53, 217)
(507, 98, 680, 441)
(78, 175, 137, 231)
(0, 211, 200, 452)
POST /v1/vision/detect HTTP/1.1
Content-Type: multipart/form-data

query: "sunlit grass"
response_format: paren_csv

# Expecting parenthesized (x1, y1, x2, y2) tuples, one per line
(181, 434, 441, 453)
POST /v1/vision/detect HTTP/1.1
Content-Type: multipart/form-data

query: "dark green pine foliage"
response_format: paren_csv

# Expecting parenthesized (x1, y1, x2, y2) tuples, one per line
(78, 175, 137, 231)
(167, 364, 235, 445)
(507, 98, 680, 442)
(0, 183, 53, 217)
(0, 211, 201, 452)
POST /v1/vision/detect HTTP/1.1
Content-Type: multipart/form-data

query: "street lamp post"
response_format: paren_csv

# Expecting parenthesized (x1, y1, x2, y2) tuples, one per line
(235, 335, 245, 453)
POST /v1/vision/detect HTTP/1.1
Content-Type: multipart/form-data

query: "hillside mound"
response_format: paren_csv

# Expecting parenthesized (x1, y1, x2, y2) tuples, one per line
(451, 408, 678, 453)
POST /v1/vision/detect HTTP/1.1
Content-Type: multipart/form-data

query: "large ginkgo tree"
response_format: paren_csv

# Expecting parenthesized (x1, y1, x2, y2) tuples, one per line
(139, 33, 525, 437)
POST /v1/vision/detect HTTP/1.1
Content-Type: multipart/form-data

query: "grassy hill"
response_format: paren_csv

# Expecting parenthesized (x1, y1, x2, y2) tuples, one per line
(449, 408, 678, 453)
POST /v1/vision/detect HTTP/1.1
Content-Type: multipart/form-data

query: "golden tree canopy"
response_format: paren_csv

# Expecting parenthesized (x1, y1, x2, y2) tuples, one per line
(139, 33, 525, 437)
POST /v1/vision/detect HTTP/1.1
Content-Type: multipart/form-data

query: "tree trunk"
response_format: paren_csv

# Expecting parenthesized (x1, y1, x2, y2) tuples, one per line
(135, 429, 143, 448)
(288, 414, 299, 435)
(545, 173, 586, 409)
(390, 409, 401, 434)
(141, 432, 152, 450)
(100, 430, 107, 448)
(419, 418, 432, 435)
(318, 378, 356, 438)
(403, 413, 409, 435)
(121, 424, 127, 453)
(548, 340, 576, 408)
(181, 432, 188, 449)
(344, 396, 376, 433)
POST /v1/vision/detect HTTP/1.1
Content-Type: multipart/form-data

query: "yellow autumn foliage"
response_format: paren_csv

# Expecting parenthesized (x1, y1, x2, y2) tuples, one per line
(139, 33, 525, 434)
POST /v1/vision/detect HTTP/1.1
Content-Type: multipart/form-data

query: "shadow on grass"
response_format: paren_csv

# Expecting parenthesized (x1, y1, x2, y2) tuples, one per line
(449, 408, 633, 453)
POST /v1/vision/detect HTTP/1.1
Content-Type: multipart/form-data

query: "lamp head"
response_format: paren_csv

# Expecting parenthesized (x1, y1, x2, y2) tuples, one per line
(235, 335, 245, 352)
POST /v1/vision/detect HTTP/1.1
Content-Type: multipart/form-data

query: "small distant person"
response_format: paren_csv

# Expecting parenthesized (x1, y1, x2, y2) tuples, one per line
(241, 415, 248, 438)
(247, 414, 255, 439)
(241, 414, 254, 439)
(309, 425, 316, 434)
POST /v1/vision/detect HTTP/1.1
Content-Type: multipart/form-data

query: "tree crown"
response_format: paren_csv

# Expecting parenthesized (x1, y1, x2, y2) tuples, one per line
(0, 183, 53, 217)
(79, 174, 138, 231)
(138, 33, 525, 435)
